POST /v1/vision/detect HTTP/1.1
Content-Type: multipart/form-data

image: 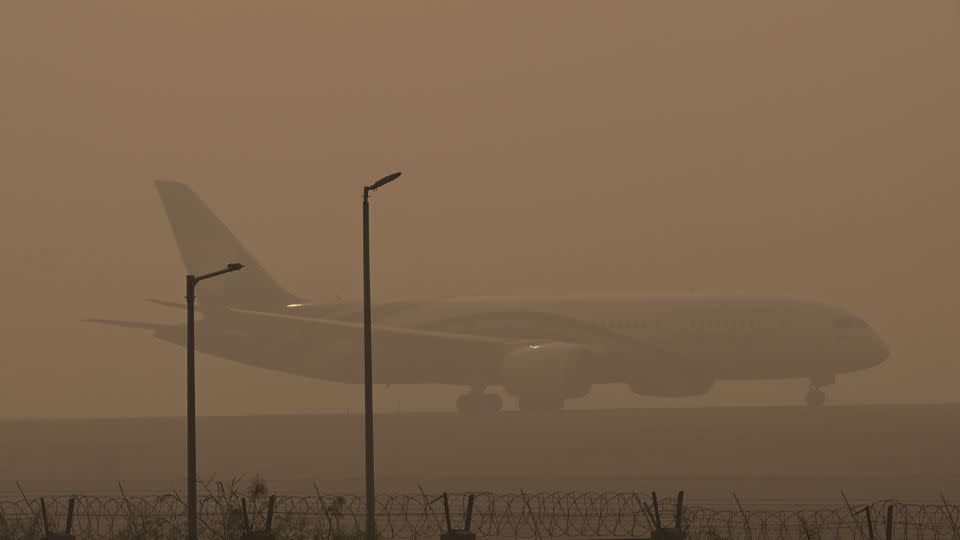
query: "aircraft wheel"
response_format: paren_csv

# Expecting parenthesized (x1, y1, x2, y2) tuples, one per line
(456, 392, 503, 414)
(806, 386, 826, 407)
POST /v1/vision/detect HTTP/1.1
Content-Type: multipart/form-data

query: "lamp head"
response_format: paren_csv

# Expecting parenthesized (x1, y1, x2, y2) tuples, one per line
(369, 171, 402, 190)
(227, 263, 244, 271)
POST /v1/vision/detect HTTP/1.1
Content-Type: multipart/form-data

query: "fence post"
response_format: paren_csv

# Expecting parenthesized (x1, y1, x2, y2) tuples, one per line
(65, 498, 75, 535)
(464, 494, 475, 532)
(241, 498, 251, 534)
(238, 495, 278, 540)
(440, 493, 478, 540)
(842, 490, 867, 540)
(442, 493, 452, 533)
(674, 491, 684, 529)
(651, 492, 662, 530)
(15, 483, 41, 538)
(40, 498, 49, 536)
(265, 495, 275, 533)
(34, 496, 78, 540)
(885, 505, 893, 540)
(862, 505, 875, 540)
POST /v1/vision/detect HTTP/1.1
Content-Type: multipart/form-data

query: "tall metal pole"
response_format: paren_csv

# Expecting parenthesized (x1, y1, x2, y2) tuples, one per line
(181, 263, 242, 540)
(185, 275, 198, 540)
(362, 187, 376, 540)
(359, 172, 399, 540)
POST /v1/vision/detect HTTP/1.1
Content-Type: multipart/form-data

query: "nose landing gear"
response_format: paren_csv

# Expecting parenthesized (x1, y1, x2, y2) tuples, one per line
(806, 385, 826, 407)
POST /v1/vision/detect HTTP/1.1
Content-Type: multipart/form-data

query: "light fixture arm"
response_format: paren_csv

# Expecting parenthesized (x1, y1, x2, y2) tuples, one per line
(195, 263, 245, 283)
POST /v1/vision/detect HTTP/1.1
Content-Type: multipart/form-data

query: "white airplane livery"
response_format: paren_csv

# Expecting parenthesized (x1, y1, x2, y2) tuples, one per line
(93, 181, 889, 413)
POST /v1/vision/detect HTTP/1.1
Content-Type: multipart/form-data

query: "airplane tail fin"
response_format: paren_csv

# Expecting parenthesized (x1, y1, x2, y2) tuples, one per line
(154, 180, 304, 311)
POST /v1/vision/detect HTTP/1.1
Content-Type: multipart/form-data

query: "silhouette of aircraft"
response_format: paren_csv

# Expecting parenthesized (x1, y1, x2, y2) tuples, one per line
(92, 181, 889, 412)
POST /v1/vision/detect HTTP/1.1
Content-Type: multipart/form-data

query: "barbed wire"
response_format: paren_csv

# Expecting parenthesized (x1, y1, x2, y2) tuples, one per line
(2, 490, 960, 539)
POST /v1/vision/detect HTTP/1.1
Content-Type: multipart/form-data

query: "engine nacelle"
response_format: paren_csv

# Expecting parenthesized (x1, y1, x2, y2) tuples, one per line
(501, 342, 592, 399)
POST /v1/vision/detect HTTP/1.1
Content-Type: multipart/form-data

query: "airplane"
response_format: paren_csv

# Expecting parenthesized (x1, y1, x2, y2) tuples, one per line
(92, 181, 890, 413)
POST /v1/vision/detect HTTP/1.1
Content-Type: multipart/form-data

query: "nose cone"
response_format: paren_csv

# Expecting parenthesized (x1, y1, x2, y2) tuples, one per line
(867, 335, 890, 367)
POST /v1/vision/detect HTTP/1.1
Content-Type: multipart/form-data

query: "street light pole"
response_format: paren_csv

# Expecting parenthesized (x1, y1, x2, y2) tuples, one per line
(362, 186, 374, 540)
(362, 172, 401, 540)
(186, 275, 197, 540)
(185, 263, 244, 540)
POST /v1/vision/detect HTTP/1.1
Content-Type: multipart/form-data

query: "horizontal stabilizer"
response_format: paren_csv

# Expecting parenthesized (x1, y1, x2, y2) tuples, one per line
(145, 298, 187, 310)
(86, 318, 163, 331)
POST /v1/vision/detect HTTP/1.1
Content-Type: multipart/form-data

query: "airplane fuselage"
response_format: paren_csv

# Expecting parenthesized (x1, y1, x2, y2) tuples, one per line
(153, 295, 887, 401)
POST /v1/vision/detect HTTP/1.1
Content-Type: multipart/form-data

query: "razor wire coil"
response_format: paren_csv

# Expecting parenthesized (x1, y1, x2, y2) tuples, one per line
(1, 491, 959, 539)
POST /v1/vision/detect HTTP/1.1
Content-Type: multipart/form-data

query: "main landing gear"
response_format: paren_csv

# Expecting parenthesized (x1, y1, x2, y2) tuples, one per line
(456, 387, 503, 414)
(806, 374, 834, 407)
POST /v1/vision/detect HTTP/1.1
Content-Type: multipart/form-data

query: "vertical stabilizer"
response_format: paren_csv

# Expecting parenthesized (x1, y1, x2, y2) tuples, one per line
(154, 180, 303, 310)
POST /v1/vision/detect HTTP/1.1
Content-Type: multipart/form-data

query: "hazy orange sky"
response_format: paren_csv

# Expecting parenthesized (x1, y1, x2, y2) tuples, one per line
(1, 1, 958, 418)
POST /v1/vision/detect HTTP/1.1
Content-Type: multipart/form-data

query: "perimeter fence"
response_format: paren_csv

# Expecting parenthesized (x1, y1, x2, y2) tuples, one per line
(2, 489, 960, 539)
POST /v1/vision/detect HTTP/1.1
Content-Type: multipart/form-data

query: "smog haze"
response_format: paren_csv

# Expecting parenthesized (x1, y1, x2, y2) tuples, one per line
(1, 1, 958, 419)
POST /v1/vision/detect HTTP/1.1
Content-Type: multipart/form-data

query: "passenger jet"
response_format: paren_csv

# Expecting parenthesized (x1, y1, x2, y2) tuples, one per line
(92, 181, 889, 412)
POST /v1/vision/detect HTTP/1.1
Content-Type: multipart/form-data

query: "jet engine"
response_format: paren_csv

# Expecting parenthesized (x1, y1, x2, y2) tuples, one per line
(501, 342, 592, 410)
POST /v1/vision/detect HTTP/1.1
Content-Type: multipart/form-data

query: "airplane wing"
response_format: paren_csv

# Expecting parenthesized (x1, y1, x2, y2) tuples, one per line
(231, 308, 515, 384)
(232, 308, 512, 344)
(232, 307, 677, 366)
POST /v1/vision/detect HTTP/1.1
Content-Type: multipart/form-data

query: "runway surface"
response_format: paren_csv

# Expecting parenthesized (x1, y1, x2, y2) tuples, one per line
(2, 404, 958, 502)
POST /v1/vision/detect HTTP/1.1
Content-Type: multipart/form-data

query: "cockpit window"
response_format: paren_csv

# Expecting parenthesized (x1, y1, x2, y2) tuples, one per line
(833, 317, 865, 329)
